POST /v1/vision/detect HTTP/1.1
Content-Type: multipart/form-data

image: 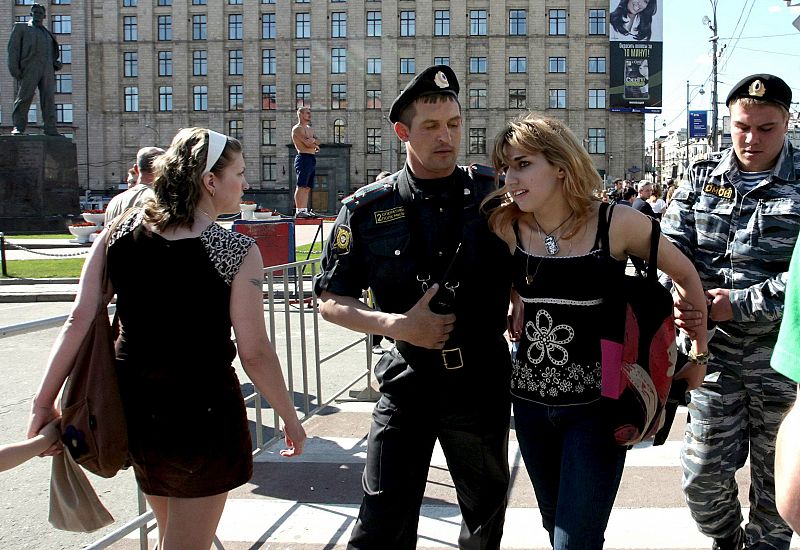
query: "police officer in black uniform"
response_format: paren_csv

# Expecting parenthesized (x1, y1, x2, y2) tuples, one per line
(314, 65, 514, 549)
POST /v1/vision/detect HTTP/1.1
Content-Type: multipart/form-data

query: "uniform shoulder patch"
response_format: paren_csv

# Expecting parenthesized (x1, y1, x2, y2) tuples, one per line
(341, 179, 394, 212)
(332, 224, 352, 255)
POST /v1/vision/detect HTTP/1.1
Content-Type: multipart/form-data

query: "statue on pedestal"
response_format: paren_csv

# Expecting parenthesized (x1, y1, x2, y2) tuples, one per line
(7, 3, 62, 136)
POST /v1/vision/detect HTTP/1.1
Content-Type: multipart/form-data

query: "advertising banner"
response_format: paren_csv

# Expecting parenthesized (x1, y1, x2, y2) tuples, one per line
(689, 110, 708, 138)
(609, 0, 664, 113)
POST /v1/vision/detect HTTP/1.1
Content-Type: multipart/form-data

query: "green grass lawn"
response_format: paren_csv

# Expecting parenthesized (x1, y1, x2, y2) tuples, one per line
(3, 243, 324, 279)
(6, 233, 72, 239)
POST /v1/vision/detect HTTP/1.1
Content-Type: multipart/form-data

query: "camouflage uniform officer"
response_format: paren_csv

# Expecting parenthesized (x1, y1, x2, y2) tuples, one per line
(314, 65, 513, 549)
(661, 74, 800, 550)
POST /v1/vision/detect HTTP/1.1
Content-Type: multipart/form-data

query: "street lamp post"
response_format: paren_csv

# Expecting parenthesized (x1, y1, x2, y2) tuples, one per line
(686, 81, 705, 177)
(144, 124, 161, 146)
(651, 116, 665, 185)
(703, 0, 720, 151)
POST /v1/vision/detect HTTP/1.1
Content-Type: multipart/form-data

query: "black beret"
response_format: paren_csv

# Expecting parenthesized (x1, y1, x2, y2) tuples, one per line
(388, 65, 459, 123)
(726, 74, 792, 111)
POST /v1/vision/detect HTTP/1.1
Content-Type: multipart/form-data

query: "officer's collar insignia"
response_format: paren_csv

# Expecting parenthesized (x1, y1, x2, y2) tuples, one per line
(434, 71, 449, 89)
(332, 225, 352, 255)
(463, 188, 471, 195)
(374, 206, 405, 224)
(748, 80, 766, 98)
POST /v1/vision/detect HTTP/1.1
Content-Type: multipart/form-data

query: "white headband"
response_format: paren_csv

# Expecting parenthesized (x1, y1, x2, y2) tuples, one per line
(202, 130, 228, 176)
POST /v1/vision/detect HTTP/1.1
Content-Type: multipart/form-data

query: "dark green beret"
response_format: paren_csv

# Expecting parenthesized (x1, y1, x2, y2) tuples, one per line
(726, 74, 792, 111)
(388, 65, 459, 123)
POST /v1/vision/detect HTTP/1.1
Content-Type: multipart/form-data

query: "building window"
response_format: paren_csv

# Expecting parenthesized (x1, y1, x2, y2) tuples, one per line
(588, 57, 606, 74)
(296, 48, 311, 74)
(296, 13, 310, 38)
(158, 51, 172, 76)
(228, 14, 243, 40)
(229, 50, 243, 75)
(549, 57, 566, 73)
(296, 84, 310, 108)
(262, 13, 275, 39)
(509, 88, 527, 109)
(192, 0, 206, 4)
(549, 9, 567, 35)
(52, 15, 71, 34)
(228, 120, 243, 140)
(192, 50, 207, 76)
(124, 87, 139, 112)
(262, 119, 276, 145)
(123, 52, 138, 77)
(192, 15, 207, 40)
(56, 103, 73, 123)
(469, 10, 487, 36)
(159, 86, 173, 111)
(509, 9, 527, 35)
(331, 12, 347, 38)
(228, 0, 242, 4)
(589, 89, 606, 109)
(193, 85, 208, 111)
(509, 57, 527, 73)
(262, 156, 276, 181)
(588, 128, 606, 154)
(400, 11, 415, 37)
(123, 16, 137, 41)
(261, 0, 274, 3)
(400, 58, 415, 74)
(434, 56, 450, 66)
(122, 0, 136, 6)
(158, 15, 172, 41)
(262, 84, 276, 110)
(469, 128, 486, 154)
(59, 44, 72, 64)
(157, 0, 171, 5)
(262, 49, 275, 75)
(469, 88, 486, 109)
(55, 73, 72, 94)
(331, 48, 346, 73)
(331, 84, 347, 109)
(367, 58, 381, 74)
(333, 119, 345, 144)
(53, 0, 71, 4)
(229, 85, 244, 111)
(469, 57, 487, 74)
(589, 9, 606, 35)
(366, 89, 381, 109)
(434, 10, 450, 36)
(367, 128, 381, 154)
(366, 12, 381, 37)
(549, 89, 567, 109)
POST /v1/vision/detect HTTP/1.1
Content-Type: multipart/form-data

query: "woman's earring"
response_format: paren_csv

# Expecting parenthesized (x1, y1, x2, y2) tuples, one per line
(210, 188, 215, 197)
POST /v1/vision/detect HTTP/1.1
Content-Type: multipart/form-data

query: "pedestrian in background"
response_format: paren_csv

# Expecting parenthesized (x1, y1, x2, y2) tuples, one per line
(661, 74, 800, 550)
(105, 146, 164, 223)
(483, 113, 708, 550)
(28, 127, 305, 550)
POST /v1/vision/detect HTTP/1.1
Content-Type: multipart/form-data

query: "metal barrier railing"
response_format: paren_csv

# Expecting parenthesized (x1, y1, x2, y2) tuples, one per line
(1, 257, 374, 549)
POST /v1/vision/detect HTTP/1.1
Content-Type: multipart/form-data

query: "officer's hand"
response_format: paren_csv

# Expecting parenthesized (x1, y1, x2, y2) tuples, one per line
(706, 288, 733, 323)
(672, 293, 703, 338)
(398, 284, 456, 349)
(506, 289, 523, 341)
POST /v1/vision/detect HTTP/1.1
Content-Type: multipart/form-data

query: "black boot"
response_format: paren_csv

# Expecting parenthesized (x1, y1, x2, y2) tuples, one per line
(712, 527, 744, 550)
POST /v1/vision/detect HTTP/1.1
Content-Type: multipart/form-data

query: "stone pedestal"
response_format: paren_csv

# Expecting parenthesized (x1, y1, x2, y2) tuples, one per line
(0, 134, 80, 232)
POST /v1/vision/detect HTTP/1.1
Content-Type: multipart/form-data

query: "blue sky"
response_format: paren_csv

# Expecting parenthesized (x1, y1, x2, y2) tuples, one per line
(649, 0, 800, 138)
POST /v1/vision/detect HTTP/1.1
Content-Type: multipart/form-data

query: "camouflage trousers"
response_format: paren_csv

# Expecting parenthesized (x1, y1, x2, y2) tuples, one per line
(682, 339, 795, 549)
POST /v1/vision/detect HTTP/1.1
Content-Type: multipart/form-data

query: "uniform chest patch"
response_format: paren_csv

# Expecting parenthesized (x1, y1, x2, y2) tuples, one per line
(332, 225, 352, 254)
(703, 183, 734, 200)
(374, 206, 405, 224)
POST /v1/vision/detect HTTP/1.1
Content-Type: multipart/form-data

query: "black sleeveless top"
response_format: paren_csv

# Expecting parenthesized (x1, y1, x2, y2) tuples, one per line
(511, 203, 626, 406)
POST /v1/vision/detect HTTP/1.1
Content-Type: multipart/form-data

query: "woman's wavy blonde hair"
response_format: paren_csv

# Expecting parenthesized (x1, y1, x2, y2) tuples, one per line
(481, 113, 602, 240)
(143, 127, 242, 231)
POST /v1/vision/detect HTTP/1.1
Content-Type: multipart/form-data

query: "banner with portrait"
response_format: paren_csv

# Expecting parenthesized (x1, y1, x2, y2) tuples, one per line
(608, 0, 663, 113)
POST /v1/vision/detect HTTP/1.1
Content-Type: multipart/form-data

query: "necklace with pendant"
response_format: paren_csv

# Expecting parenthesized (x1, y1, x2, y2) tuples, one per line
(531, 211, 574, 256)
(197, 208, 216, 223)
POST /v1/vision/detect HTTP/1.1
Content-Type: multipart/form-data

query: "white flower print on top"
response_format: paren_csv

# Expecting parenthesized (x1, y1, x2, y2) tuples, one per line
(525, 309, 575, 366)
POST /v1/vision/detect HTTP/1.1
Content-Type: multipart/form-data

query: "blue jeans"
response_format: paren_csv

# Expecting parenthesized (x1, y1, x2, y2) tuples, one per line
(514, 398, 627, 550)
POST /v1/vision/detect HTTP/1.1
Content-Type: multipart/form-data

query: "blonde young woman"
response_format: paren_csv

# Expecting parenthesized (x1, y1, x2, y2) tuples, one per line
(483, 114, 708, 549)
(28, 128, 305, 549)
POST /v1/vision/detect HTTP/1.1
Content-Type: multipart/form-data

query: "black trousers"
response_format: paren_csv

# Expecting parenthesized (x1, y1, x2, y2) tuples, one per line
(348, 394, 510, 549)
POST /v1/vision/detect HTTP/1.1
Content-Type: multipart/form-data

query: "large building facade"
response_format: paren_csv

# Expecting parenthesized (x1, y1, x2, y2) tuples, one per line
(1, 0, 645, 214)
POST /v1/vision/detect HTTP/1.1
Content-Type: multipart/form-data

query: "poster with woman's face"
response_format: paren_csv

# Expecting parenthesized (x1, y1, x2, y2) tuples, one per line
(609, 0, 663, 42)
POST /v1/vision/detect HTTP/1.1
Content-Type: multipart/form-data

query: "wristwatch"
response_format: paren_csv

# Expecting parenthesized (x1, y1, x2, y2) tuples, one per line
(688, 350, 711, 365)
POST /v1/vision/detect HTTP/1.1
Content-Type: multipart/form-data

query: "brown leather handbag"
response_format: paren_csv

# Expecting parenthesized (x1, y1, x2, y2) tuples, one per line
(59, 228, 128, 478)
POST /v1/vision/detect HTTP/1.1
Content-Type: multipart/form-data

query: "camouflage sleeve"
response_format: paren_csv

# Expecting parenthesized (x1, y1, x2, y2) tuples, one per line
(312, 205, 367, 299)
(729, 271, 788, 324)
(659, 182, 697, 261)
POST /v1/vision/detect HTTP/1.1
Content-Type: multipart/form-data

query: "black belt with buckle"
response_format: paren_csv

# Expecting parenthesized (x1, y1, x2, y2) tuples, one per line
(442, 347, 463, 370)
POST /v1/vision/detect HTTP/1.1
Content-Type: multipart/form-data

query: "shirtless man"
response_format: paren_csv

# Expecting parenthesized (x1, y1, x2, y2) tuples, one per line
(291, 107, 320, 218)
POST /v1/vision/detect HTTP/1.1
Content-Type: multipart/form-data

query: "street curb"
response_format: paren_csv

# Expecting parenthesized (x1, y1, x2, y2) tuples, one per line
(0, 293, 77, 303)
(0, 278, 79, 285)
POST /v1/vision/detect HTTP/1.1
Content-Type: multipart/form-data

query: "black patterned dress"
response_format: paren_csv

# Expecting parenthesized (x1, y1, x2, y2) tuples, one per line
(107, 210, 256, 497)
